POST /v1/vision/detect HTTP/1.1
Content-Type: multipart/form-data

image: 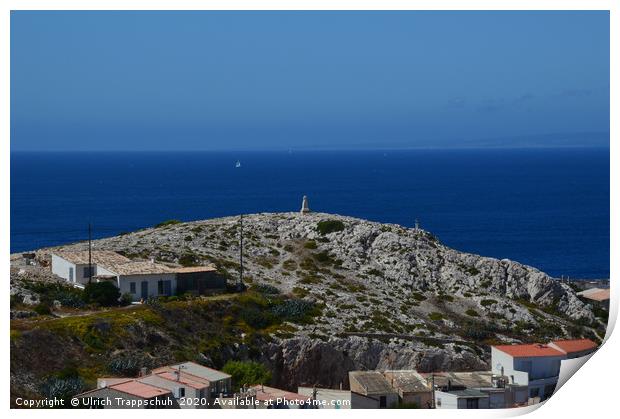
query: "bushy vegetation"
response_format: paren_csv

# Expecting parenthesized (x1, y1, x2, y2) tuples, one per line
(480, 299, 498, 307)
(155, 219, 182, 228)
(437, 294, 454, 303)
(252, 283, 280, 295)
(39, 375, 84, 400)
(83, 282, 121, 307)
(316, 220, 345, 235)
(428, 312, 444, 321)
(465, 309, 480, 317)
(411, 292, 427, 302)
(303, 240, 318, 249)
(222, 361, 271, 390)
(178, 253, 201, 267)
(233, 292, 321, 329)
(270, 299, 319, 324)
(18, 280, 85, 309)
(107, 354, 153, 376)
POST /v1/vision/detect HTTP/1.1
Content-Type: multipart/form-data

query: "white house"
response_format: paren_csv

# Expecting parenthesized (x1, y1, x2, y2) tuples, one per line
(491, 343, 565, 401)
(51, 251, 220, 302)
(491, 339, 598, 403)
(434, 389, 490, 409)
(51, 251, 130, 286)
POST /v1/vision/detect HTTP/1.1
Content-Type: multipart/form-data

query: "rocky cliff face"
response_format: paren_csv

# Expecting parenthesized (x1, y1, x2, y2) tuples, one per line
(22, 212, 598, 391)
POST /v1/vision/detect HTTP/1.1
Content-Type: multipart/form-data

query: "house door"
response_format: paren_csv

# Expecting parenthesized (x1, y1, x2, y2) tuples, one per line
(140, 281, 148, 299)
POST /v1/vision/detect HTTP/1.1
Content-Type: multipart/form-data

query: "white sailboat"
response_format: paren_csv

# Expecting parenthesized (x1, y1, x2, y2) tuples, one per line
(235, 160, 241, 168)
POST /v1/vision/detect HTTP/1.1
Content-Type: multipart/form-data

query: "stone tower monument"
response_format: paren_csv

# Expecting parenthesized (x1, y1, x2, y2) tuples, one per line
(300, 195, 311, 214)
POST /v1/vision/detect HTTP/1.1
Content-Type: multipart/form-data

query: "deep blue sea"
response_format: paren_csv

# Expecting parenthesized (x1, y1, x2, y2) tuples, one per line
(10, 149, 609, 279)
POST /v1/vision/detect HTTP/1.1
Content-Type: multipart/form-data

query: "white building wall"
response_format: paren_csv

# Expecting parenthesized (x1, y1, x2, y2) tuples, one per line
(118, 273, 177, 301)
(51, 255, 76, 283)
(491, 348, 564, 386)
(514, 356, 563, 380)
(435, 392, 458, 409)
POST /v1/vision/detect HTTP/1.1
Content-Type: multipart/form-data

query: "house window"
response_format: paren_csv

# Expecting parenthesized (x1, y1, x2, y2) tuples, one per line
(466, 398, 479, 409)
(83, 266, 95, 278)
(177, 387, 185, 398)
(158, 280, 172, 295)
(379, 396, 387, 408)
(69, 267, 74, 282)
(529, 388, 540, 398)
(130, 282, 136, 294)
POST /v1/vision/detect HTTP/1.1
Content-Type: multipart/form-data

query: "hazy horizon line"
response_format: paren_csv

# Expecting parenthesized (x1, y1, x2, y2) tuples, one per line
(10, 144, 611, 153)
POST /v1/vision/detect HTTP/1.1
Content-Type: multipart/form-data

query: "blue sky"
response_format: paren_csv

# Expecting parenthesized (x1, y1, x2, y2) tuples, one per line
(11, 11, 609, 151)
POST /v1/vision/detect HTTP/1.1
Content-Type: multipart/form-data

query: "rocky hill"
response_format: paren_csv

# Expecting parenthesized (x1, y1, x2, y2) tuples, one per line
(11, 212, 603, 398)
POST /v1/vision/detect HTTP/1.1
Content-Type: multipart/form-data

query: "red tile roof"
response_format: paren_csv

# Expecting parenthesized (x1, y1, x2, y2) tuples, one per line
(550, 339, 598, 354)
(493, 344, 564, 358)
(111, 380, 171, 399)
(584, 289, 610, 302)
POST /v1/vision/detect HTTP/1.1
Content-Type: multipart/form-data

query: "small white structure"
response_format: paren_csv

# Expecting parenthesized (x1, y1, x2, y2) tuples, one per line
(300, 195, 311, 214)
(435, 389, 490, 409)
(51, 251, 200, 301)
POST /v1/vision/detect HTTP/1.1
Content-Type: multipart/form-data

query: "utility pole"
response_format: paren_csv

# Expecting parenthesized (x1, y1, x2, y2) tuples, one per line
(239, 215, 244, 290)
(88, 223, 93, 284)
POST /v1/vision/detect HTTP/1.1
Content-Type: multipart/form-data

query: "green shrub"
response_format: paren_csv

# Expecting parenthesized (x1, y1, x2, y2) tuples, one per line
(316, 220, 345, 235)
(178, 253, 200, 267)
(292, 287, 309, 298)
(480, 299, 498, 307)
(465, 309, 480, 317)
(33, 303, 51, 315)
(21, 281, 85, 308)
(108, 354, 153, 376)
(271, 299, 320, 324)
(303, 240, 318, 249)
(120, 293, 134, 306)
(412, 292, 427, 302)
(428, 312, 444, 321)
(155, 219, 182, 228)
(40, 376, 84, 400)
(252, 283, 280, 295)
(222, 361, 271, 391)
(313, 251, 334, 264)
(465, 266, 480, 276)
(83, 282, 121, 306)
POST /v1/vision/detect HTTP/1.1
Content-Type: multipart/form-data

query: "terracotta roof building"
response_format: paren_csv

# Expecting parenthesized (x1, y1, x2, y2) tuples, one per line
(492, 344, 564, 358)
(549, 339, 598, 358)
(75, 379, 175, 409)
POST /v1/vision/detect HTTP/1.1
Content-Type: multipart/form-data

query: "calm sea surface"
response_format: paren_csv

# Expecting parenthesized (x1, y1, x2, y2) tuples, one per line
(10, 149, 609, 279)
